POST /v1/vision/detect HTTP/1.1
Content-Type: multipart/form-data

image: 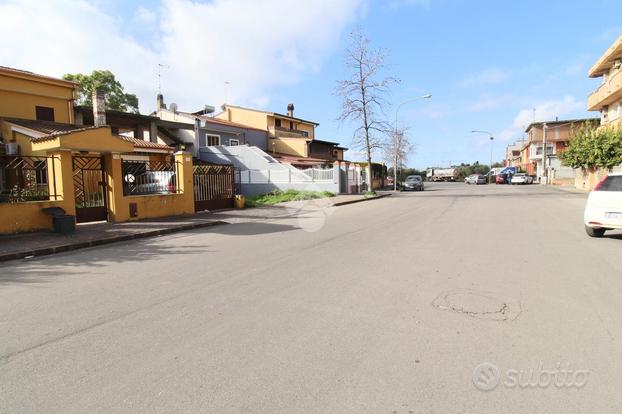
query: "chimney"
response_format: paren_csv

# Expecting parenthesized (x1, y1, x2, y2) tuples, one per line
(157, 93, 166, 111)
(92, 89, 106, 127)
(287, 103, 294, 117)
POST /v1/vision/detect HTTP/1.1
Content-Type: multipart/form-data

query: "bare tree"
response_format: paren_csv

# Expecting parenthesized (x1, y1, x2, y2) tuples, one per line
(335, 29, 397, 192)
(383, 126, 414, 183)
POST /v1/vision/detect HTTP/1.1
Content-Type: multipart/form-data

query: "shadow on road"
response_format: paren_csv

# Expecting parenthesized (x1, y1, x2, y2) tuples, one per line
(0, 222, 298, 286)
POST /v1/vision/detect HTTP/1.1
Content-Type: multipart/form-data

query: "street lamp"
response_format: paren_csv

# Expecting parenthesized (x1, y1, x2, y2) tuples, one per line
(393, 94, 432, 191)
(471, 130, 495, 184)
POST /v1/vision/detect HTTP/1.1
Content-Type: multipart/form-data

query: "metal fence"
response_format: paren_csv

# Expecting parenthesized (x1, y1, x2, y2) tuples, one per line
(193, 163, 234, 211)
(121, 159, 180, 196)
(300, 167, 334, 181)
(236, 167, 334, 184)
(0, 155, 59, 203)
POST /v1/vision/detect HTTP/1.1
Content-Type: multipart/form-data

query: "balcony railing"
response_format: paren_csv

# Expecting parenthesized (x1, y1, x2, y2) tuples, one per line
(0, 155, 60, 203)
(588, 69, 622, 110)
(269, 126, 309, 138)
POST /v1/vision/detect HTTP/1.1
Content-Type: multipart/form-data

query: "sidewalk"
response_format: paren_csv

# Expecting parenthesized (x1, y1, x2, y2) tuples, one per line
(0, 193, 390, 262)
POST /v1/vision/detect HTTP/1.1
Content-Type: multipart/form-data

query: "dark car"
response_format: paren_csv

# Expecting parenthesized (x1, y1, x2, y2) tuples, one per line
(402, 175, 424, 191)
(496, 173, 507, 184)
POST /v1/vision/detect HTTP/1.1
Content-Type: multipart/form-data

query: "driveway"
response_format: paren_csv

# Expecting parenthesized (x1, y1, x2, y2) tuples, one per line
(1, 182, 621, 413)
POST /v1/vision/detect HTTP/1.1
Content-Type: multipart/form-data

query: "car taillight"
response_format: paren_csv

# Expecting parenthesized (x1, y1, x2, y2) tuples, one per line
(593, 175, 609, 191)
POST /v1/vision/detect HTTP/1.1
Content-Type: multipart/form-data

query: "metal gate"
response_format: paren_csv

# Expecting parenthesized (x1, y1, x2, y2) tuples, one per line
(193, 162, 234, 211)
(73, 156, 107, 223)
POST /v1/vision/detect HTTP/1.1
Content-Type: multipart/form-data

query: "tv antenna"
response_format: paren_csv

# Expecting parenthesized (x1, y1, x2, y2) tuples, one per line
(157, 64, 170, 94)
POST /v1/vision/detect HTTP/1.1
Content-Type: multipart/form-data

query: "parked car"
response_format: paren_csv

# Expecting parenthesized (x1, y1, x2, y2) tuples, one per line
(496, 173, 507, 184)
(511, 173, 533, 185)
(402, 175, 424, 191)
(129, 171, 177, 195)
(466, 174, 487, 185)
(584, 172, 622, 237)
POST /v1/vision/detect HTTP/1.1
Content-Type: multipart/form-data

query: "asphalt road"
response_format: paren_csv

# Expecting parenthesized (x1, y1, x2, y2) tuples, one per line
(1, 182, 622, 413)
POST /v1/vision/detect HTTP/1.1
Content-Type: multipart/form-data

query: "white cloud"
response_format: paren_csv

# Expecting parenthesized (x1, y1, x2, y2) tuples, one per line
(0, 0, 364, 114)
(495, 96, 585, 144)
(459, 67, 510, 88)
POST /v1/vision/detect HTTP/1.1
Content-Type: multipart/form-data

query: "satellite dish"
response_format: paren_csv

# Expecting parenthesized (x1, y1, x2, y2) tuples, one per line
(170, 102, 178, 113)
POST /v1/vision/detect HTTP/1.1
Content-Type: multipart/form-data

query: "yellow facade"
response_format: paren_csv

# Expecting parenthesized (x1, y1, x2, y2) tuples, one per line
(0, 67, 76, 123)
(216, 105, 317, 157)
(0, 150, 75, 233)
(104, 152, 194, 222)
(587, 34, 622, 126)
(0, 66, 204, 235)
(268, 137, 308, 157)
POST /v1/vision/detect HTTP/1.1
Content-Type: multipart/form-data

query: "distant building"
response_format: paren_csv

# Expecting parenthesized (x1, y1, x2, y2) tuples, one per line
(504, 140, 524, 168)
(520, 118, 599, 183)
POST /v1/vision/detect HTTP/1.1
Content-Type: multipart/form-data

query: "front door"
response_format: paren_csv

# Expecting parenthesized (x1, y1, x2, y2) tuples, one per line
(73, 156, 108, 223)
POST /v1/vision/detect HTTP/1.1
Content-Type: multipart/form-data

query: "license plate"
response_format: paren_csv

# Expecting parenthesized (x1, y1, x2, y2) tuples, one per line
(605, 212, 621, 220)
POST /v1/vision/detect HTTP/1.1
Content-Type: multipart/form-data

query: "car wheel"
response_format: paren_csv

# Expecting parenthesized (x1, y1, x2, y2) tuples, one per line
(585, 225, 606, 238)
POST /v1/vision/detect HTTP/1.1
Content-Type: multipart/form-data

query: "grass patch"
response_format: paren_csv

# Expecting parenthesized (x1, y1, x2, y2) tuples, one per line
(364, 190, 377, 198)
(246, 189, 336, 207)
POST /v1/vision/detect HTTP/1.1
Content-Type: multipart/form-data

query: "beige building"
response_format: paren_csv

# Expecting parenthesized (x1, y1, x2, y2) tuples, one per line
(588, 34, 622, 127)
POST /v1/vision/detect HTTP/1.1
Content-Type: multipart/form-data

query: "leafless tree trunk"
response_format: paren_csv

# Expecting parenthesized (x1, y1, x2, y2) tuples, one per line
(335, 29, 397, 193)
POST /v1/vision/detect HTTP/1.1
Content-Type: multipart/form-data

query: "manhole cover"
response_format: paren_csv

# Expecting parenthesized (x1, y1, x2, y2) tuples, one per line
(432, 289, 521, 321)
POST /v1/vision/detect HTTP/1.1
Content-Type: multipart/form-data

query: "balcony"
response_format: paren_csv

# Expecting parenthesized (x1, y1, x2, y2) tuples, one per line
(588, 69, 622, 111)
(269, 126, 309, 139)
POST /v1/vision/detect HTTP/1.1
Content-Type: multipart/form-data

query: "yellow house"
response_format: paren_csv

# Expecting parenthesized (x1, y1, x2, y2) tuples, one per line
(587, 34, 622, 127)
(0, 67, 195, 234)
(217, 103, 316, 157)
(0, 66, 76, 124)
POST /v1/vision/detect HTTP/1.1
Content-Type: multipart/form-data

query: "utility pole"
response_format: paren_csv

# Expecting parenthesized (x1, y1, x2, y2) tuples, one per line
(393, 94, 432, 191)
(541, 122, 548, 185)
(471, 130, 494, 183)
(489, 136, 494, 184)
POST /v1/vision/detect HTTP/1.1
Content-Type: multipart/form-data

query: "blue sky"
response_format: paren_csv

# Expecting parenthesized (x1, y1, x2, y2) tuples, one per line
(276, 0, 621, 168)
(1, 0, 620, 168)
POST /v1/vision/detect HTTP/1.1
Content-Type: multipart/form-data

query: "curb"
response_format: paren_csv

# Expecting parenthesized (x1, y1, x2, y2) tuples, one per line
(332, 193, 392, 207)
(0, 220, 227, 263)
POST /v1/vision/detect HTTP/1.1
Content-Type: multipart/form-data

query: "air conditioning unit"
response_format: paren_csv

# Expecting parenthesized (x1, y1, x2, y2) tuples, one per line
(6, 142, 20, 155)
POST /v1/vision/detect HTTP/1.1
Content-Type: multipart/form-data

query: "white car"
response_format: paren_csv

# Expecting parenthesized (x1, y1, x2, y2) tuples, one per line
(584, 172, 622, 237)
(510, 173, 533, 185)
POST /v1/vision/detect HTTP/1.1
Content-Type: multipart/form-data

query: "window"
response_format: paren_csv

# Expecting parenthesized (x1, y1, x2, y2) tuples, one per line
(275, 119, 282, 128)
(595, 176, 622, 191)
(199, 134, 220, 147)
(229, 139, 239, 146)
(35, 106, 54, 122)
(535, 144, 554, 156)
(208, 135, 220, 146)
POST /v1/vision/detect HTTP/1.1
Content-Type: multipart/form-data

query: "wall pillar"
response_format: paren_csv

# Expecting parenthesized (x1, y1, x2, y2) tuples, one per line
(174, 151, 195, 213)
(46, 149, 76, 215)
(104, 153, 124, 222)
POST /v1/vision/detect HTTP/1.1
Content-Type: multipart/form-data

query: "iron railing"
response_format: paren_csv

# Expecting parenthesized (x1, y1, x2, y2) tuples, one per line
(0, 155, 59, 203)
(121, 159, 181, 196)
